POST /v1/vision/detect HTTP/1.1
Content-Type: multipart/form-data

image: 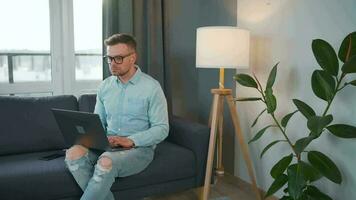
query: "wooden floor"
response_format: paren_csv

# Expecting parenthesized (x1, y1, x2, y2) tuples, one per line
(145, 173, 277, 200)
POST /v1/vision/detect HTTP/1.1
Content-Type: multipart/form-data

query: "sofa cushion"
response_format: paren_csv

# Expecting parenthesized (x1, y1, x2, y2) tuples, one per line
(0, 95, 78, 155)
(78, 94, 96, 113)
(0, 141, 195, 200)
(113, 141, 196, 191)
(0, 150, 81, 200)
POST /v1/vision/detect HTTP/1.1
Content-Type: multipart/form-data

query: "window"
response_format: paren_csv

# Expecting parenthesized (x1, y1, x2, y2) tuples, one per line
(12, 55, 52, 82)
(0, 55, 9, 82)
(73, 0, 103, 81)
(0, 0, 103, 96)
(0, 0, 51, 83)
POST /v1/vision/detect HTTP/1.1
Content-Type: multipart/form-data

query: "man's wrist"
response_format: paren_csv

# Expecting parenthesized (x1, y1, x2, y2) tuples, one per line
(127, 137, 136, 147)
(131, 142, 135, 148)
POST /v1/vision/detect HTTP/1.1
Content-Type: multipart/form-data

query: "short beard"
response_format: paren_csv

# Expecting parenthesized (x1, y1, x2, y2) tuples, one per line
(111, 68, 130, 77)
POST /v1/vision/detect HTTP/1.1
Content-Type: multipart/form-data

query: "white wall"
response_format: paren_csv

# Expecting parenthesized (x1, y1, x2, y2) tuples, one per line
(235, 0, 356, 198)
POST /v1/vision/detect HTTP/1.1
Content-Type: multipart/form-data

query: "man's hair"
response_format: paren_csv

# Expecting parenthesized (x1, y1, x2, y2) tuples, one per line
(104, 33, 137, 51)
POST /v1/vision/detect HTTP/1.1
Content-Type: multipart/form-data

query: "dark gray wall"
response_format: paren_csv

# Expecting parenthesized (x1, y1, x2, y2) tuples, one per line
(164, 0, 237, 174)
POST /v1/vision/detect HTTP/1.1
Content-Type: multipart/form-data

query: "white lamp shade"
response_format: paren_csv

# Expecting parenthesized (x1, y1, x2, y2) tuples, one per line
(196, 26, 250, 69)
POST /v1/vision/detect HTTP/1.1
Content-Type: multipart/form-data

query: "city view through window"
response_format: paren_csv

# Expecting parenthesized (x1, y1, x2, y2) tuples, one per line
(0, 0, 102, 90)
(0, 0, 51, 83)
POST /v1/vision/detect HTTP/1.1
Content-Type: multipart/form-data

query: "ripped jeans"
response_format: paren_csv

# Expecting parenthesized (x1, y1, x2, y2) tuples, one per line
(65, 147, 154, 200)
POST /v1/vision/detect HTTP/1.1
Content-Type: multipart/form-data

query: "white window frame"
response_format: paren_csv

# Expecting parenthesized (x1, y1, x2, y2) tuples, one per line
(0, 0, 101, 97)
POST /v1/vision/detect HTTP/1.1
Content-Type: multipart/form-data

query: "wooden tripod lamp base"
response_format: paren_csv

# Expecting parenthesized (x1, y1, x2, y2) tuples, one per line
(201, 88, 261, 200)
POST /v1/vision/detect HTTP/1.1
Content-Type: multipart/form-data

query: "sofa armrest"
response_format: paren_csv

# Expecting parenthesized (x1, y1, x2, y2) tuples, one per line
(167, 116, 210, 187)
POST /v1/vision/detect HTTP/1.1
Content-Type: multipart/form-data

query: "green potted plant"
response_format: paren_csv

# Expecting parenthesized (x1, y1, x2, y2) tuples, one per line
(234, 31, 356, 200)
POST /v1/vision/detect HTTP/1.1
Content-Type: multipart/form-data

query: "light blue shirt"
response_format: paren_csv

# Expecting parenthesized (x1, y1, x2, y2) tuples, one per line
(94, 67, 169, 147)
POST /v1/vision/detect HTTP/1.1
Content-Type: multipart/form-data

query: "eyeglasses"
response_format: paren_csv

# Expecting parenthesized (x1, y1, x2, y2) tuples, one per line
(104, 52, 134, 64)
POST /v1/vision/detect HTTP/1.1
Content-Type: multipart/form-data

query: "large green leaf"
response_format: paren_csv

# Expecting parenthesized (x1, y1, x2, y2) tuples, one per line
(279, 196, 293, 200)
(327, 124, 356, 138)
(260, 140, 285, 158)
(251, 108, 267, 128)
(341, 55, 356, 74)
(266, 62, 279, 88)
(265, 174, 288, 198)
(311, 70, 335, 102)
(265, 88, 277, 113)
(294, 135, 315, 154)
(299, 161, 322, 182)
(248, 125, 273, 144)
(270, 154, 293, 179)
(307, 115, 333, 137)
(234, 74, 258, 88)
(338, 31, 356, 63)
(308, 151, 342, 184)
(298, 193, 313, 200)
(304, 185, 332, 200)
(283, 187, 288, 193)
(292, 99, 316, 119)
(281, 110, 298, 128)
(312, 39, 339, 76)
(287, 164, 306, 200)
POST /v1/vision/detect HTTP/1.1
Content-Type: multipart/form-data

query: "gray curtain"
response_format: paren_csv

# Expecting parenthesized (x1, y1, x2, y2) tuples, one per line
(102, 0, 133, 78)
(102, 0, 171, 112)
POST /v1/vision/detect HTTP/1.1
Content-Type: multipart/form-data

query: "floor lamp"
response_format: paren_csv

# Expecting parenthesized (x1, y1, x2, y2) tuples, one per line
(196, 26, 261, 200)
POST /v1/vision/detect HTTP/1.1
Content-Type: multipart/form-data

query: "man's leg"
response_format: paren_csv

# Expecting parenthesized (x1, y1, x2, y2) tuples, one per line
(81, 147, 155, 200)
(65, 145, 98, 191)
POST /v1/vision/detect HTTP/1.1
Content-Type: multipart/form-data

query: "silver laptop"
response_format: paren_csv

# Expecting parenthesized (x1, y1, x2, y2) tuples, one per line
(51, 108, 128, 152)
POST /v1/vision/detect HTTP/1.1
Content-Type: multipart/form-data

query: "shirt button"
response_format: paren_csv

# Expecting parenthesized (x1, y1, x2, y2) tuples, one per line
(118, 128, 121, 131)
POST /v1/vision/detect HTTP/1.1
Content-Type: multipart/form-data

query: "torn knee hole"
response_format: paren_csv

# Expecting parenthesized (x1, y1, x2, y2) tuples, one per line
(98, 157, 112, 170)
(65, 145, 88, 160)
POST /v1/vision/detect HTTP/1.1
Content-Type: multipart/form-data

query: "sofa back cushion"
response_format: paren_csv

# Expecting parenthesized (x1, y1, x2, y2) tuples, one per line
(0, 95, 78, 155)
(78, 94, 96, 113)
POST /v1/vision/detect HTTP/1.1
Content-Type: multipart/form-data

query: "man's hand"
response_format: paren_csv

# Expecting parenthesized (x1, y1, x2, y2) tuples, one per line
(107, 136, 135, 148)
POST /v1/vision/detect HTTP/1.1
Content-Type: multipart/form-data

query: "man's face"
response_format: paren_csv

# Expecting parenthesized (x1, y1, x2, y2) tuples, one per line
(106, 43, 136, 77)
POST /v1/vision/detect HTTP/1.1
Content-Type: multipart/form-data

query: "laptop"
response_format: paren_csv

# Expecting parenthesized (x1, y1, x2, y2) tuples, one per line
(51, 108, 128, 152)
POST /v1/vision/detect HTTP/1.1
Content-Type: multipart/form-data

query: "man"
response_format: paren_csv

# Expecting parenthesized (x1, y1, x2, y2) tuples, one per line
(64, 33, 169, 200)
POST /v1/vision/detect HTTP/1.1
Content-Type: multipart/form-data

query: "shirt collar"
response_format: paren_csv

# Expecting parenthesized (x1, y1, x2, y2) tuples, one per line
(129, 65, 142, 84)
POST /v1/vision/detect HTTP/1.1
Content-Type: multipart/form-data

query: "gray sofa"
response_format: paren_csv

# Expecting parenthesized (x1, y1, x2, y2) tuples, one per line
(0, 94, 209, 200)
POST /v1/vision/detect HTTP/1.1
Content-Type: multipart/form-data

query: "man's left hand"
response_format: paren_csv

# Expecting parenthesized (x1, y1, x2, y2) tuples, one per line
(107, 136, 135, 148)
